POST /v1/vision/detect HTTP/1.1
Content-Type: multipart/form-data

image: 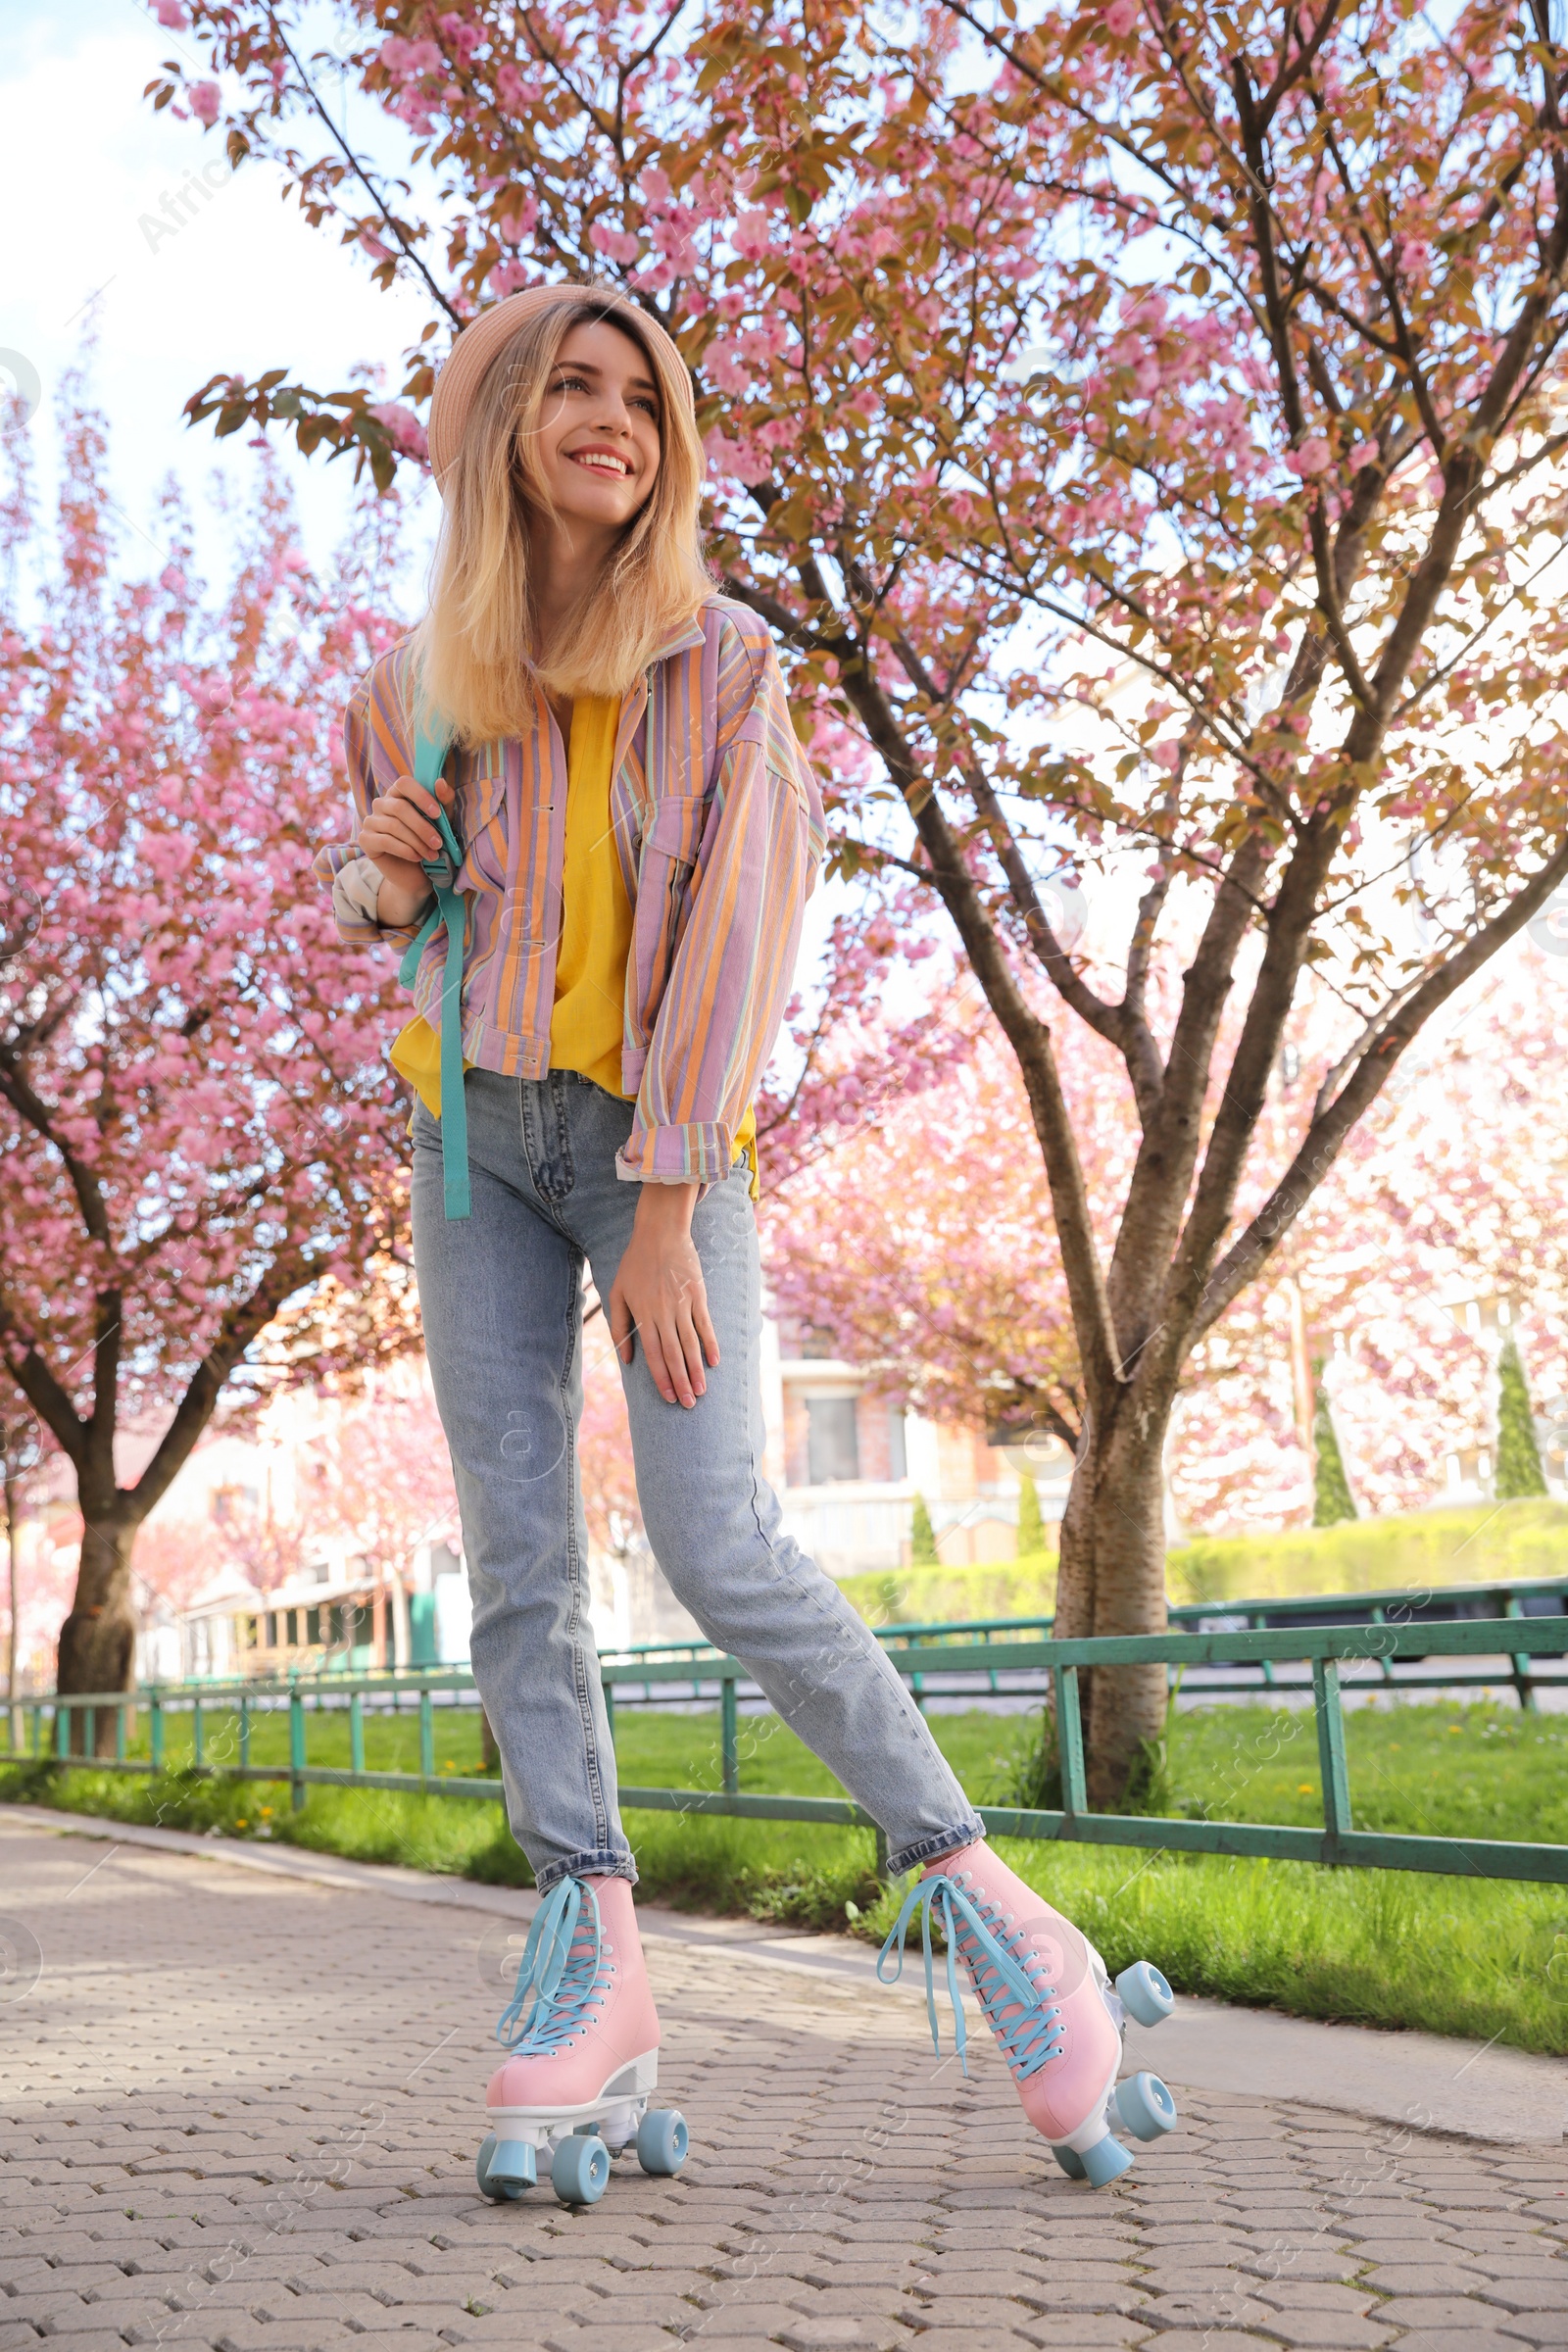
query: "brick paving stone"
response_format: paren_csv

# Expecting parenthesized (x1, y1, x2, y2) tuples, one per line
(1143, 2292, 1278, 2328)
(1368, 2295, 1503, 2325)
(4, 1818, 1560, 2352)
(1110, 2335, 1274, 2351)
(1251, 2321, 1394, 2348)
(1397, 2339, 1533, 2352)
(1009, 2325, 1152, 2348)
(1363, 2264, 1487, 2291)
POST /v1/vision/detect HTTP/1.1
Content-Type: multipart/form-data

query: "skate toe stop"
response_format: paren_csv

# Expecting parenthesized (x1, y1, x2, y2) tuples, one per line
(1079, 2133, 1137, 2187)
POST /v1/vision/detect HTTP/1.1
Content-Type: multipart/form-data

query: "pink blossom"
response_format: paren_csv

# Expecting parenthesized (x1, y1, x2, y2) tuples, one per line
(589, 221, 640, 265)
(188, 79, 221, 125)
(731, 210, 772, 259)
(369, 402, 429, 463)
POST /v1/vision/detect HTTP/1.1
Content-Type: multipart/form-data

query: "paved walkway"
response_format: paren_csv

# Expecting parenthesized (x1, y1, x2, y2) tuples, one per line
(4, 1815, 1568, 2352)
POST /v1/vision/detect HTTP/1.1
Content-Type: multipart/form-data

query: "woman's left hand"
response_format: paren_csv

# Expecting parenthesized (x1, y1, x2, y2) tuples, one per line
(608, 1183, 719, 1408)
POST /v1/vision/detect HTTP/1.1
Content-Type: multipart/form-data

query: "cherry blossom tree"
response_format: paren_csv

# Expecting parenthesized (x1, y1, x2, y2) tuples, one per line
(770, 942, 1568, 1540)
(297, 1379, 461, 1586)
(154, 0, 1568, 1795)
(0, 385, 416, 1735)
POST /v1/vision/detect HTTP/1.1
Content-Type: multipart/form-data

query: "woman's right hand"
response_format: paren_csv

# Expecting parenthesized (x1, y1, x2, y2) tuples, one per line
(356, 770, 456, 929)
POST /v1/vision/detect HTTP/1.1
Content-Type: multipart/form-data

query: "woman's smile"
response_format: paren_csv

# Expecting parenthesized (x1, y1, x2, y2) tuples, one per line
(566, 444, 634, 478)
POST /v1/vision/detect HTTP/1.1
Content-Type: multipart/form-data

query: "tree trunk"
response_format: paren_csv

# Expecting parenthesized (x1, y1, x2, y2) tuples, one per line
(5, 1462, 21, 1753)
(55, 1515, 139, 1756)
(1053, 1397, 1172, 1808)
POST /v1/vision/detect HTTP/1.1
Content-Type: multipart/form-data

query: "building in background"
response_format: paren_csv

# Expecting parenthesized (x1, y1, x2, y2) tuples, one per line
(134, 1311, 1050, 1675)
(762, 1319, 1061, 1578)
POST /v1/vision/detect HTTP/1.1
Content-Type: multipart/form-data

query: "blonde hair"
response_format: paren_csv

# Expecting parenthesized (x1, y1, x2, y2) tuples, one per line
(415, 294, 713, 742)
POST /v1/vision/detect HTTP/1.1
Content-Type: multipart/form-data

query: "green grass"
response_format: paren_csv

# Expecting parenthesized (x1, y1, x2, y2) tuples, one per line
(8, 1694, 1568, 2053)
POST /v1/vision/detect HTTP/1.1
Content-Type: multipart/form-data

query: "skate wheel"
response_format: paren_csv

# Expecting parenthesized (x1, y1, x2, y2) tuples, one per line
(1079, 2133, 1136, 2187)
(1053, 2144, 1088, 2180)
(1115, 1958, 1174, 2028)
(635, 2107, 689, 2177)
(551, 2132, 611, 2206)
(1114, 2070, 1177, 2142)
(476, 2132, 532, 2202)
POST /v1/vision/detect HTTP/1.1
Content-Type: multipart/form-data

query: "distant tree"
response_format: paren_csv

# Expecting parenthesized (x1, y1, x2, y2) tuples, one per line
(1, 1408, 42, 1741)
(1310, 1363, 1358, 1529)
(1495, 1337, 1549, 1502)
(0, 385, 416, 1740)
(909, 1494, 939, 1567)
(1016, 1472, 1045, 1559)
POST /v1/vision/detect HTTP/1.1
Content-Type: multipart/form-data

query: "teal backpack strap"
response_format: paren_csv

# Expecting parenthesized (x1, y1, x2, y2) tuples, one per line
(396, 718, 470, 1220)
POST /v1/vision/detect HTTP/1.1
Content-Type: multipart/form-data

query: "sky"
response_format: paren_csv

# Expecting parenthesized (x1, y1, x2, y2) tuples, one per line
(0, 0, 439, 591)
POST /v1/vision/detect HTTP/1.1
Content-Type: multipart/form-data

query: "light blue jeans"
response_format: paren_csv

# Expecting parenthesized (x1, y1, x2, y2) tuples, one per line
(412, 1068, 984, 1891)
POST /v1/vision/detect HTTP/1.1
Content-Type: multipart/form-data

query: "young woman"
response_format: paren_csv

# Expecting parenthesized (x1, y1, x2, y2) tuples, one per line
(318, 284, 1174, 2204)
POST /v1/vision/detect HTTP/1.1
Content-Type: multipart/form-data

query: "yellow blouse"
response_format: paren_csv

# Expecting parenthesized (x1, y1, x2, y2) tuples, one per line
(390, 693, 756, 1185)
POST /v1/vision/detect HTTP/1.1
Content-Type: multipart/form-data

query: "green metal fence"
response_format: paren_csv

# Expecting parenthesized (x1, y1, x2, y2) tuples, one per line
(600, 1570, 1568, 1711)
(10, 1612, 1568, 1885)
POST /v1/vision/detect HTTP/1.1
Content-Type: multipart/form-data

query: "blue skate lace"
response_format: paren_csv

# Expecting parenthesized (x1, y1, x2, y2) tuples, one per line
(495, 1877, 612, 2054)
(876, 1872, 1066, 2082)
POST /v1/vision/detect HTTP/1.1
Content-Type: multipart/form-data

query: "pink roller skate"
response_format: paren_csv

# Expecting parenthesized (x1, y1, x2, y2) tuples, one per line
(476, 1875, 688, 2208)
(878, 1840, 1177, 2184)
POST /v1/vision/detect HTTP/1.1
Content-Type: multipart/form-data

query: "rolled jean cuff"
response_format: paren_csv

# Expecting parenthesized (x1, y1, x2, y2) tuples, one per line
(884, 1816, 986, 1881)
(533, 1850, 638, 1894)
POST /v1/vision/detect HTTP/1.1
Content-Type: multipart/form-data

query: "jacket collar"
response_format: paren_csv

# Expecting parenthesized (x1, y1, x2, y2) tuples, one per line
(645, 603, 714, 668)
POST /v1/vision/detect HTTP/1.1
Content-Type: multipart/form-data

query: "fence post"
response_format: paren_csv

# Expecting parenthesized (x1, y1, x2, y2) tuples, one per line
(239, 1697, 251, 1770)
(1505, 1596, 1537, 1712)
(1312, 1655, 1351, 1865)
(115, 1703, 126, 1764)
(192, 1699, 204, 1770)
(350, 1691, 365, 1778)
(1054, 1665, 1087, 1822)
(289, 1677, 307, 1812)
(418, 1685, 434, 1783)
(84, 1705, 96, 1760)
(602, 1678, 615, 1740)
(720, 1672, 739, 1796)
(54, 1702, 68, 1760)
(150, 1688, 164, 1773)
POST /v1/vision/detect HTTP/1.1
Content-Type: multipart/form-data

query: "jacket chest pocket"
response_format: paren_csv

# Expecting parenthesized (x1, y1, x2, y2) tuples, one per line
(637, 793, 709, 1010)
(457, 757, 510, 894)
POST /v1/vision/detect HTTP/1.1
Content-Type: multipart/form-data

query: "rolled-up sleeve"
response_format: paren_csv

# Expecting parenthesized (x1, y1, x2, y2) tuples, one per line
(619, 642, 825, 1186)
(311, 659, 425, 951)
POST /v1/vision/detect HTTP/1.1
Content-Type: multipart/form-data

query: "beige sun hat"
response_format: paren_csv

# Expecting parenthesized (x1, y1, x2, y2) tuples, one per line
(425, 284, 694, 494)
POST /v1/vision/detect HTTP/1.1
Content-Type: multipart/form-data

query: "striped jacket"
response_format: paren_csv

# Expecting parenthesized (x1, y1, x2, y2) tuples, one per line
(313, 598, 826, 1185)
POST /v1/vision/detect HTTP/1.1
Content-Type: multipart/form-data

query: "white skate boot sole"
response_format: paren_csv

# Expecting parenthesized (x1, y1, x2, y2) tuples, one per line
(1048, 1948, 1178, 2185)
(485, 2046, 660, 2152)
(478, 2049, 688, 2206)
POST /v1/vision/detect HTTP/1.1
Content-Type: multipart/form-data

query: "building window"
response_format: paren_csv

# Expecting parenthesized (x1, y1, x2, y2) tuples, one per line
(807, 1396, 860, 1484)
(211, 1485, 258, 1524)
(887, 1409, 907, 1483)
(798, 1325, 837, 1360)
